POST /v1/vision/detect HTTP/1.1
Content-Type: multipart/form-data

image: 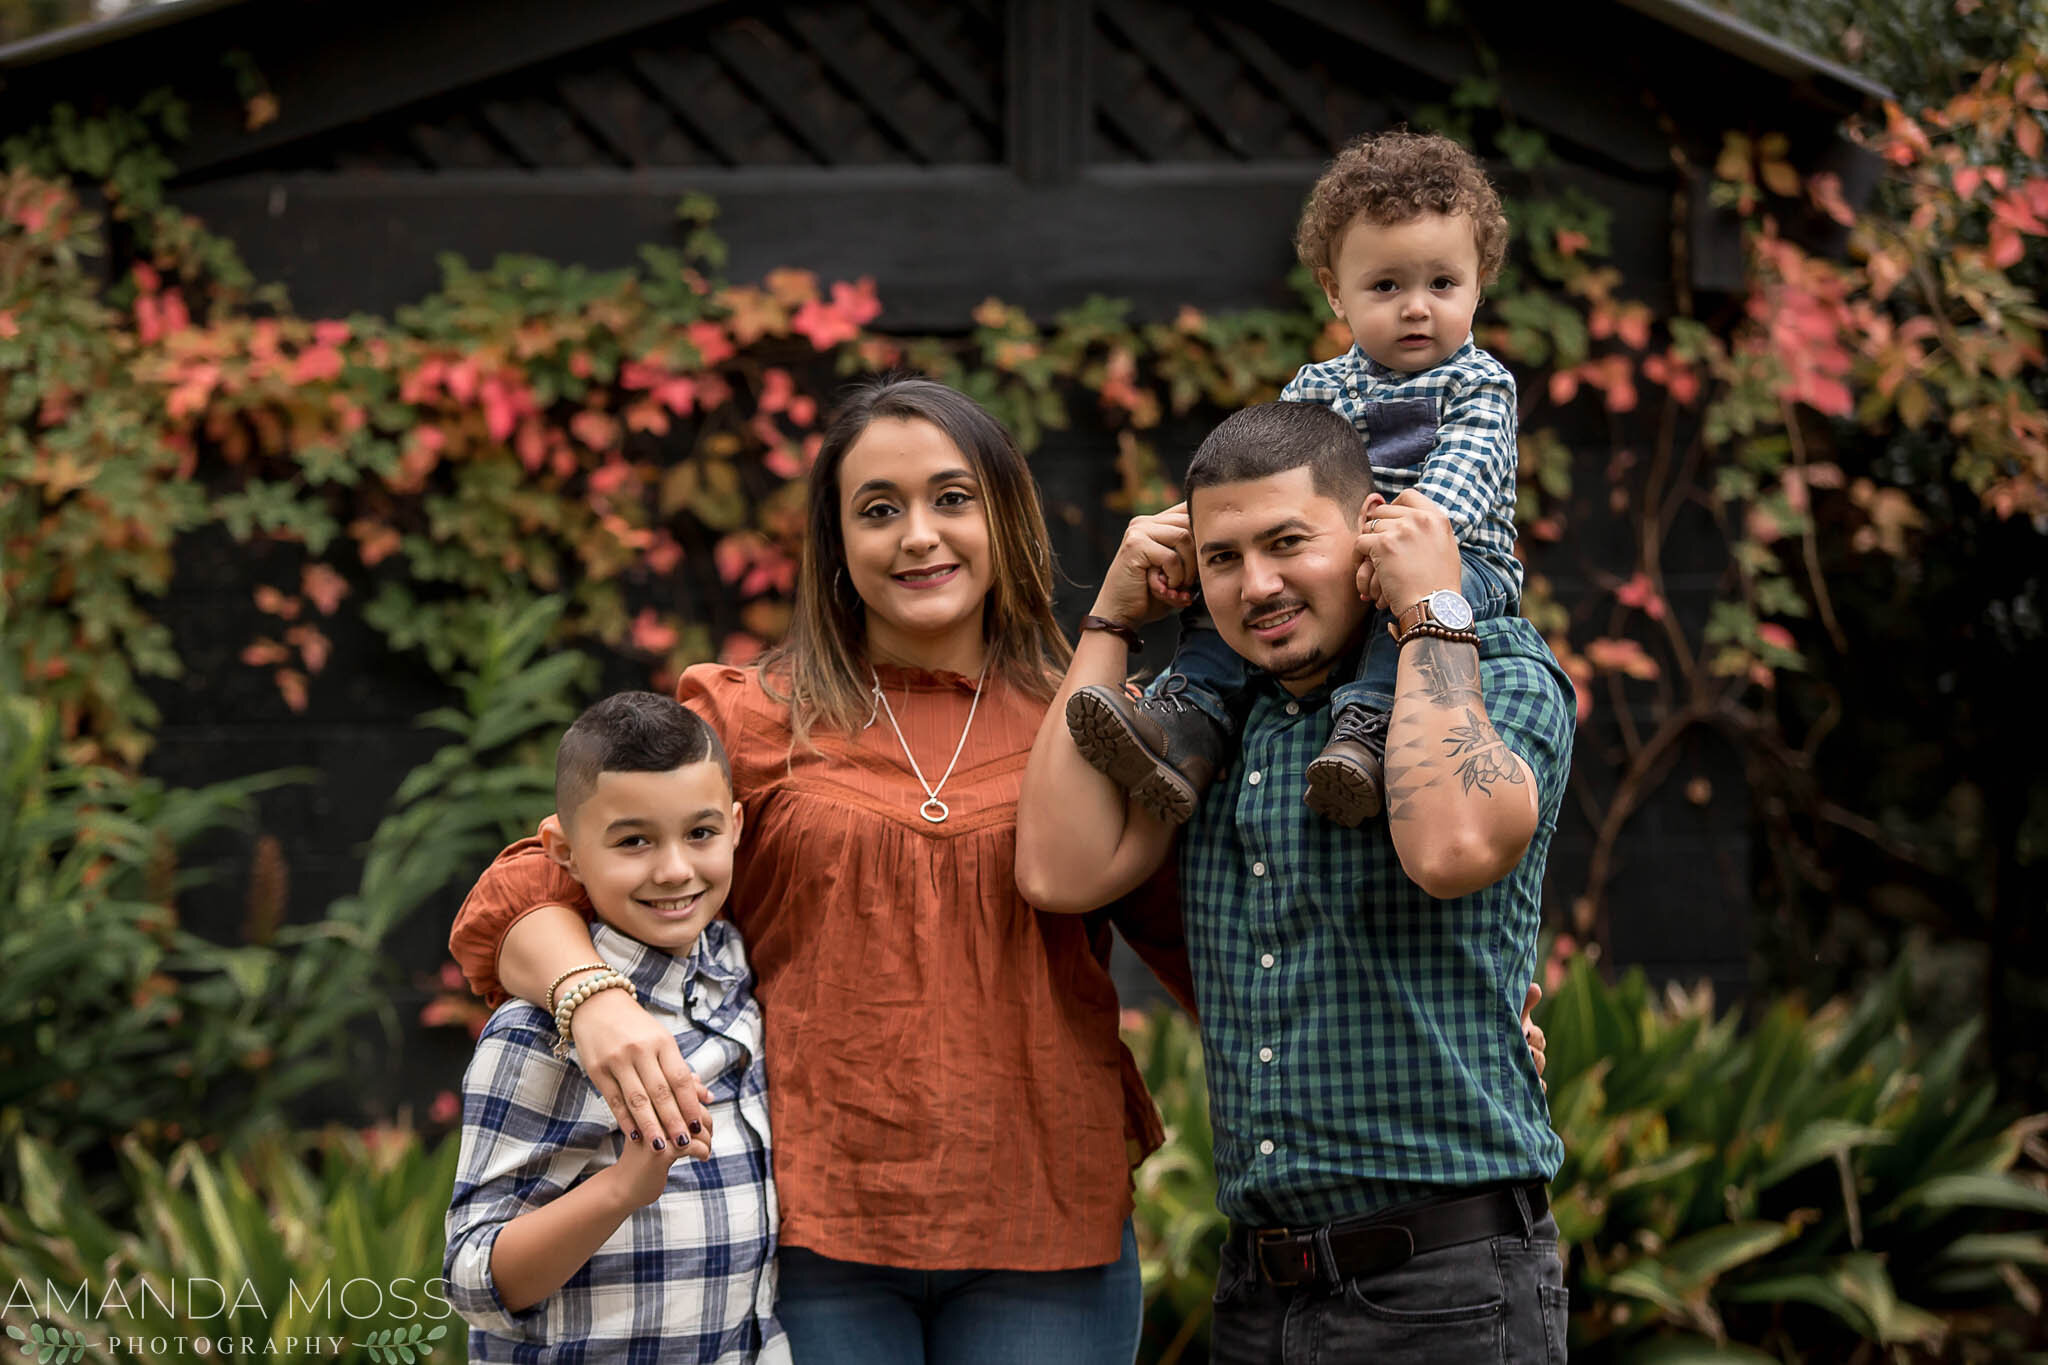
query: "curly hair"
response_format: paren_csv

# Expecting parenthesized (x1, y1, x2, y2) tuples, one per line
(1293, 131, 1509, 285)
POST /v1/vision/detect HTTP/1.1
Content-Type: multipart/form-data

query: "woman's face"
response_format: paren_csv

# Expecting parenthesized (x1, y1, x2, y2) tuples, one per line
(836, 416, 993, 665)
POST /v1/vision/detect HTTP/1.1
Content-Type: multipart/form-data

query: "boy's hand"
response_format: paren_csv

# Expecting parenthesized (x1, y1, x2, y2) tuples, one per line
(602, 1120, 688, 1209)
(1093, 503, 1197, 627)
(572, 990, 716, 1160)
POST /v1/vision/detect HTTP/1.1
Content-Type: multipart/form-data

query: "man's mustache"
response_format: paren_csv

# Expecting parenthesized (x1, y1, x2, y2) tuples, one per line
(1240, 598, 1309, 630)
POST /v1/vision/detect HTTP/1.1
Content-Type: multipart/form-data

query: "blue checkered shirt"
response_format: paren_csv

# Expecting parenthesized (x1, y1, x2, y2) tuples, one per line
(1281, 338, 1524, 604)
(445, 920, 787, 1364)
(1173, 616, 1571, 1226)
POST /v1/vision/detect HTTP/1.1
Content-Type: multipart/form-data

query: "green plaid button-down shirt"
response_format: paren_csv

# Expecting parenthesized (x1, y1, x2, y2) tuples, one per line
(1174, 616, 1572, 1227)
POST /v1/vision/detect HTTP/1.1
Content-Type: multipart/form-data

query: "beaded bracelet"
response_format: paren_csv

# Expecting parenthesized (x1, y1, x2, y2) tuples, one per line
(545, 961, 613, 1015)
(1395, 622, 1482, 650)
(552, 970, 637, 1060)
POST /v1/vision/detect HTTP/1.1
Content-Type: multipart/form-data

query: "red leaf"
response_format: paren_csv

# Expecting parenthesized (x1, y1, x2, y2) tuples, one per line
(630, 607, 679, 654)
(275, 668, 309, 712)
(301, 563, 350, 614)
(286, 624, 332, 674)
(571, 409, 620, 452)
(1613, 573, 1667, 621)
(240, 638, 290, 666)
(292, 344, 343, 384)
(687, 321, 735, 368)
(759, 367, 795, 414)
(253, 585, 301, 620)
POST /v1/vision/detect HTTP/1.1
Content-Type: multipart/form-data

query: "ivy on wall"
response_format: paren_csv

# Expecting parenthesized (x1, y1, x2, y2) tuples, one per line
(4, 49, 2046, 959)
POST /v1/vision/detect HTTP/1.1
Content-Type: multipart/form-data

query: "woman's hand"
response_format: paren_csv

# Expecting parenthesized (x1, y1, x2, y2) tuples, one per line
(1520, 983, 1548, 1094)
(571, 990, 715, 1160)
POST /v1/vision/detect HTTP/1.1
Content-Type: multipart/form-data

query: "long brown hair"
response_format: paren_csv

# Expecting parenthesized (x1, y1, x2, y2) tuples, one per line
(758, 376, 1072, 748)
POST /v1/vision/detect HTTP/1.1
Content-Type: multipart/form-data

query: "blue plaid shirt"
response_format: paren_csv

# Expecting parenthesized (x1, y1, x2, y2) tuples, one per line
(1281, 338, 1524, 604)
(1172, 617, 1571, 1226)
(445, 920, 787, 1364)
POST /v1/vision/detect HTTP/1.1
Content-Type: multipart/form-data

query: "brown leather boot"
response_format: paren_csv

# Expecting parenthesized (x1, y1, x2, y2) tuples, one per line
(1065, 679, 1226, 826)
(1303, 703, 1389, 827)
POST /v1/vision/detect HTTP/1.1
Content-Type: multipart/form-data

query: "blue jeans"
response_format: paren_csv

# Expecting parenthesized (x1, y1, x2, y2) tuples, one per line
(1170, 556, 1517, 731)
(775, 1220, 1141, 1365)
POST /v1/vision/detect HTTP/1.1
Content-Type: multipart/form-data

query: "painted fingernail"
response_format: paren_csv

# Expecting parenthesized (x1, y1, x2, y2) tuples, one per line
(652, 1138, 666, 1152)
(688, 1120, 702, 1135)
(629, 1130, 642, 1143)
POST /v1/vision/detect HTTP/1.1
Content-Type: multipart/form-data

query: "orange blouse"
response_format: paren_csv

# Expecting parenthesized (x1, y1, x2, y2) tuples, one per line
(449, 661, 1194, 1271)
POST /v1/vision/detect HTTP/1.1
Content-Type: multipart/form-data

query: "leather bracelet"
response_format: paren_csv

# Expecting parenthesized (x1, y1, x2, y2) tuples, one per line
(1395, 622, 1482, 650)
(1079, 614, 1142, 652)
(544, 965, 606, 1019)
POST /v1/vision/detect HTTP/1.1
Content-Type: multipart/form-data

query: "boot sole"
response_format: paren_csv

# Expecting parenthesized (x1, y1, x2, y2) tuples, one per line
(1066, 690, 1197, 826)
(1304, 753, 1381, 827)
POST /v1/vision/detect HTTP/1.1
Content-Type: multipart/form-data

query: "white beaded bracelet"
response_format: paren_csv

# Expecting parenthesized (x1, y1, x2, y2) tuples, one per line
(551, 970, 637, 1060)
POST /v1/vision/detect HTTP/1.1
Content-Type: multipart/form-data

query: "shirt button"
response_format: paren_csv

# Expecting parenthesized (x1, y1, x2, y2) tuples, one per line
(1260, 952, 1276, 969)
(1251, 861, 1267, 877)
(1258, 1046, 1274, 1063)
(1259, 1139, 1276, 1155)
(1284, 702, 1301, 716)
(1247, 770, 1262, 786)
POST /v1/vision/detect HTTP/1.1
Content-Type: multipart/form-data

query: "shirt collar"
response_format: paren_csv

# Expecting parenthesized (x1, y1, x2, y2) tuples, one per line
(1356, 336, 1477, 383)
(590, 917, 744, 1011)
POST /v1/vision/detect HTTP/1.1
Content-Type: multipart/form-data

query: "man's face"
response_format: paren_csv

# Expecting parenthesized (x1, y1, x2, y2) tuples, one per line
(1191, 467, 1369, 695)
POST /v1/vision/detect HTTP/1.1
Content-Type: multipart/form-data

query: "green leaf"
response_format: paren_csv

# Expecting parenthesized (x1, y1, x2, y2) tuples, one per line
(1620, 1339, 1781, 1365)
(1888, 1172, 2048, 1219)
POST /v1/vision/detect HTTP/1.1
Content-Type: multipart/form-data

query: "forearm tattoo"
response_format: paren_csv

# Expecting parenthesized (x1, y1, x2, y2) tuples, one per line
(1385, 638, 1526, 811)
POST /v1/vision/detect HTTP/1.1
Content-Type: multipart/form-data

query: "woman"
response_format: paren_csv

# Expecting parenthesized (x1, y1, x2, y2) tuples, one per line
(448, 377, 1190, 1363)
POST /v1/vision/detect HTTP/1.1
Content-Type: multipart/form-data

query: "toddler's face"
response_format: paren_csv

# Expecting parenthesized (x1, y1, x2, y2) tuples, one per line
(1319, 212, 1482, 374)
(556, 760, 741, 955)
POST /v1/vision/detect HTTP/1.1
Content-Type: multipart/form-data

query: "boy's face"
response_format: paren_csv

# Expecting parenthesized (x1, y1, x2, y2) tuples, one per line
(1319, 211, 1483, 374)
(547, 760, 742, 955)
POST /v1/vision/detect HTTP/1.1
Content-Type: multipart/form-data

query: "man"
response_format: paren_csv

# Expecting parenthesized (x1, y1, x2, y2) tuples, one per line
(1016, 401, 1574, 1362)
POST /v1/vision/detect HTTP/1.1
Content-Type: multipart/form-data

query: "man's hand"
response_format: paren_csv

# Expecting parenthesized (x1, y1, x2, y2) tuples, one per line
(1093, 502, 1197, 627)
(1358, 490, 1462, 616)
(571, 990, 715, 1160)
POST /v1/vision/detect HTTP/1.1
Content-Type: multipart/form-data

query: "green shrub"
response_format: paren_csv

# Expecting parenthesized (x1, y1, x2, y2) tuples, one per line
(0, 598, 588, 1191)
(1125, 961, 2048, 1364)
(0, 1128, 463, 1364)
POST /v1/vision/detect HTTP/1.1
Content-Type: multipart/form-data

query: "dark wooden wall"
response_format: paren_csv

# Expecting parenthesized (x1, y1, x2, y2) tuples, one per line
(1, 0, 1873, 1117)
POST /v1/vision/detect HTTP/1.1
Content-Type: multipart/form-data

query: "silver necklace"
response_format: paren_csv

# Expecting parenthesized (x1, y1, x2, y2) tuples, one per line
(868, 659, 991, 824)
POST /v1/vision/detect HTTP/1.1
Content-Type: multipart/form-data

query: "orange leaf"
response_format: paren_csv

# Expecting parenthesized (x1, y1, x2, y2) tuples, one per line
(301, 563, 350, 614)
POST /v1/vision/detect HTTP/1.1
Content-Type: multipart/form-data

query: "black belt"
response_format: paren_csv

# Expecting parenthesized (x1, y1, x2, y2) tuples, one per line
(1238, 1183, 1547, 1287)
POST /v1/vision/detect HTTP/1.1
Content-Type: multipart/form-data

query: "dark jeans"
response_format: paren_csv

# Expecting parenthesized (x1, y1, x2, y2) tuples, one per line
(775, 1220, 1141, 1365)
(1210, 1204, 1568, 1365)
(1169, 555, 1518, 732)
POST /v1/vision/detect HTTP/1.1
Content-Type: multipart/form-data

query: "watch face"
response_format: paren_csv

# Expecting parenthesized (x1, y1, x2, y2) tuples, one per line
(1429, 589, 1475, 631)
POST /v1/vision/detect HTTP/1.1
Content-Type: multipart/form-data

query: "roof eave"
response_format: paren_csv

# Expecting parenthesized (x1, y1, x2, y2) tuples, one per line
(1615, 0, 1894, 108)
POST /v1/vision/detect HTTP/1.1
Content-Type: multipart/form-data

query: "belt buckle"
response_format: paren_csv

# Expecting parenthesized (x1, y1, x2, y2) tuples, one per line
(1252, 1227, 1316, 1286)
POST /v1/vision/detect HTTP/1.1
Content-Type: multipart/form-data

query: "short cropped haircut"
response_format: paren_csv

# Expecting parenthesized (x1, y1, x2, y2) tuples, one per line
(1184, 402, 1374, 512)
(1294, 130, 1510, 285)
(555, 691, 732, 826)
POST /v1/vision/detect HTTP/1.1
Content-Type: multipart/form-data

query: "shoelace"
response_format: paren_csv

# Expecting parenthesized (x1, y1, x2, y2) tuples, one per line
(1140, 674, 1195, 714)
(1331, 706, 1389, 745)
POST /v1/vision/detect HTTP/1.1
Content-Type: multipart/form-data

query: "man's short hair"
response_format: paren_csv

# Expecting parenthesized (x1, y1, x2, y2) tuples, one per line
(1184, 402, 1374, 513)
(555, 691, 732, 825)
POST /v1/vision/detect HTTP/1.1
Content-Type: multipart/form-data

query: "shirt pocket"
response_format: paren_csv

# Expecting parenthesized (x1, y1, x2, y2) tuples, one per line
(1362, 398, 1440, 472)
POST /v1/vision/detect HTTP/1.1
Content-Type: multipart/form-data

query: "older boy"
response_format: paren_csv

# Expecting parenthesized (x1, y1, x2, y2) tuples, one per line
(1068, 130, 1523, 828)
(444, 691, 787, 1364)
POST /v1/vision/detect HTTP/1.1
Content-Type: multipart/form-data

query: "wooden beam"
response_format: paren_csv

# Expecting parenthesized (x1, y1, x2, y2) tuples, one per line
(174, 159, 1674, 328)
(1006, 0, 1090, 184)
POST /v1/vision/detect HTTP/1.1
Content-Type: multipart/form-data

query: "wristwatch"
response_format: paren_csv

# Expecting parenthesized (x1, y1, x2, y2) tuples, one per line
(1394, 588, 1476, 641)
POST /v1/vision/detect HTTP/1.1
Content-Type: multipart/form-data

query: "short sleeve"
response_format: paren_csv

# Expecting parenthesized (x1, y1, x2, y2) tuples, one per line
(675, 663, 769, 794)
(1479, 630, 1576, 829)
(449, 840, 592, 1007)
